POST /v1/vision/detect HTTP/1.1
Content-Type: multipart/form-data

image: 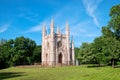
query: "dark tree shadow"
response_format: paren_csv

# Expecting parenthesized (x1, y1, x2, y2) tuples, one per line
(0, 72, 25, 80)
(87, 64, 107, 68)
(114, 65, 120, 68)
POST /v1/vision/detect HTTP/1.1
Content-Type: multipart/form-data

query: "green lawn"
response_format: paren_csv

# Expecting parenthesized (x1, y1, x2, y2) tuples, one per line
(0, 65, 120, 80)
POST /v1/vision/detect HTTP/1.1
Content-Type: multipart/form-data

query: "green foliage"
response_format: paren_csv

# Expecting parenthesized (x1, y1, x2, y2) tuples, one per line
(102, 27, 114, 37)
(33, 45, 41, 62)
(0, 39, 10, 69)
(108, 4, 120, 39)
(102, 37, 120, 67)
(77, 43, 93, 64)
(13, 36, 36, 65)
(74, 47, 79, 59)
(0, 36, 37, 69)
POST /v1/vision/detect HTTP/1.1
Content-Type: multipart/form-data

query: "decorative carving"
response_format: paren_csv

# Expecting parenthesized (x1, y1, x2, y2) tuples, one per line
(57, 41, 62, 48)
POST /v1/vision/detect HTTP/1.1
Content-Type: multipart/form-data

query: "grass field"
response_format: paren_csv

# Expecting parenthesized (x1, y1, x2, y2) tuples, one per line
(0, 65, 120, 80)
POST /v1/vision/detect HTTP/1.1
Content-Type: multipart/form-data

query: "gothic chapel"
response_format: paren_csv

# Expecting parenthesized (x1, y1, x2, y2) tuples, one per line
(42, 18, 74, 66)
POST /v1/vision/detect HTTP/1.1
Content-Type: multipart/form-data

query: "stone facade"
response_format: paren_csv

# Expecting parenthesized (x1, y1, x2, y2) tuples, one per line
(42, 18, 74, 66)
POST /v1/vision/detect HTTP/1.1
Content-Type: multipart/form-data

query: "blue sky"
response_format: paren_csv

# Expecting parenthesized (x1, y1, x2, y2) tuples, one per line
(0, 0, 120, 47)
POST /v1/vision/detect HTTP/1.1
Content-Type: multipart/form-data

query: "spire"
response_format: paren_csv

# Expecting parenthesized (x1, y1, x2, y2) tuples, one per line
(42, 26, 46, 36)
(71, 35, 74, 65)
(66, 21, 69, 31)
(72, 36, 74, 46)
(66, 21, 69, 36)
(51, 17, 54, 26)
(50, 17, 54, 34)
(57, 27, 61, 34)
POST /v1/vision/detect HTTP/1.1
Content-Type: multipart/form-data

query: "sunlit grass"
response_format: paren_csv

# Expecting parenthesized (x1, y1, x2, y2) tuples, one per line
(0, 65, 120, 80)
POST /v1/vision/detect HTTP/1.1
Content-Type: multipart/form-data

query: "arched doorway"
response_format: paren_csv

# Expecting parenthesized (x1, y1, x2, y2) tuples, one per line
(58, 53, 62, 63)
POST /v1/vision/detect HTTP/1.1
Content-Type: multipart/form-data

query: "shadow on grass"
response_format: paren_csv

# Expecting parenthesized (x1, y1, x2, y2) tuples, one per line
(0, 72, 24, 80)
(114, 65, 120, 68)
(87, 64, 107, 68)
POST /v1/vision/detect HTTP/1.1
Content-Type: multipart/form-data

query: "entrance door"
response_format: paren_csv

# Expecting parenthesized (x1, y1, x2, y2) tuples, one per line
(58, 53, 62, 63)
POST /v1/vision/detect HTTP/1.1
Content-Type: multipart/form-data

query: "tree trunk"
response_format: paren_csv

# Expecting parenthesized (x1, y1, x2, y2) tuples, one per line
(112, 58, 115, 68)
(98, 62, 101, 67)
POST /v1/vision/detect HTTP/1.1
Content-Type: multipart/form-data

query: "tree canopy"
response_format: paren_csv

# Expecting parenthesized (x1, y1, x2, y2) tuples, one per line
(0, 36, 42, 69)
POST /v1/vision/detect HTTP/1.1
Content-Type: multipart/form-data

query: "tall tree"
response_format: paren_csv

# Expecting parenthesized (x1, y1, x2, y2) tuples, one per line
(14, 36, 36, 65)
(102, 37, 120, 67)
(102, 4, 120, 67)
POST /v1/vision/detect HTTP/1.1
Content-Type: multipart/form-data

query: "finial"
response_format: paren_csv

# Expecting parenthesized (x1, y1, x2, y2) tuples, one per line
(66, 20, 69, 31)
(66, 20, 68, 27)
(51, 16, 54, 26)
(42, 25, 46, 35)
(50, 16, 54, 30)
(50, 16, 54, 33)
(57, 27, 61, 34)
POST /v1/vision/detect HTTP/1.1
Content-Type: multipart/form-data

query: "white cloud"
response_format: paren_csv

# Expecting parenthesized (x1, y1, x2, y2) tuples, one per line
(82, 0, 102, 27)
(24, 23, 44, 33)
(0, 24, 10, 33)
(17, 7, 39, 22)
(24, 18, 51, 33)
(70, 21, 90, 36)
